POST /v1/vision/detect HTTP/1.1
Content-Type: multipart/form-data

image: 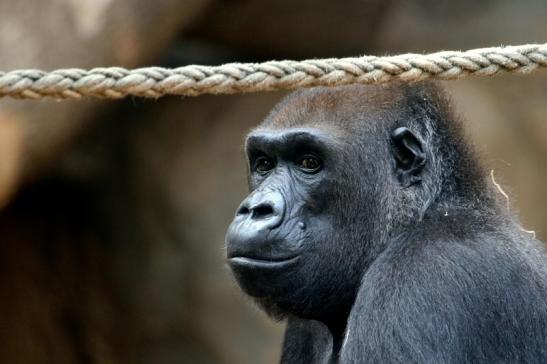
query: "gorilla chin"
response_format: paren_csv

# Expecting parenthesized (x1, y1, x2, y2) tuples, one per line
(227, 233, 303, 299)
(229, 256, 300, 291)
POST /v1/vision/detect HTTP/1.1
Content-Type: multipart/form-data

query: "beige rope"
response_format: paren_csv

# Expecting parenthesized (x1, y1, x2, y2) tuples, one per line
(1, 43, 546, 100)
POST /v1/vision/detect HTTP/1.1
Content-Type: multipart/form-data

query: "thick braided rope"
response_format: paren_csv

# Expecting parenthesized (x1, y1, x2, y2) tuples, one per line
(1, 43, 546, 100)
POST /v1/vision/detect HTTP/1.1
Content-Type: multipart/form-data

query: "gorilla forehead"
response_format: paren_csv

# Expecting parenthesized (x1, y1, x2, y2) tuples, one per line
(259, 83, 421, 135)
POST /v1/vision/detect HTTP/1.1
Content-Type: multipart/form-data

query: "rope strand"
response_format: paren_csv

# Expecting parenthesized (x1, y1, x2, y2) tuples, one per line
(1, 43, 546, 100)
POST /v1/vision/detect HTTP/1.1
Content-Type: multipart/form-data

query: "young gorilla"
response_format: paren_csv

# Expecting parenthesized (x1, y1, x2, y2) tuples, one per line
(225, 82, 547, 363)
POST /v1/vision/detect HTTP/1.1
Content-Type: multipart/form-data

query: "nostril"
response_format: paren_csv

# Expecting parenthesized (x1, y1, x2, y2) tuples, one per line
(251, 204, 275, 219)
(236, 205, 250, 216)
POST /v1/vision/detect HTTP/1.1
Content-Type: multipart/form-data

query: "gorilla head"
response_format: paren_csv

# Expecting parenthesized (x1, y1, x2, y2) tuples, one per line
(226, 82, 484, 329)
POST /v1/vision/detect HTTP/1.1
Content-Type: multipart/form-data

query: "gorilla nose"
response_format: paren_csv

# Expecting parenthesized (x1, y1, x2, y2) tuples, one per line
(236, 190, 285, 230)
(227, 190, 291, 262)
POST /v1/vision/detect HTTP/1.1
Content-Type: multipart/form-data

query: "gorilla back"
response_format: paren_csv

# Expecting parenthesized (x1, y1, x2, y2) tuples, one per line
(225, 82, 547, 363)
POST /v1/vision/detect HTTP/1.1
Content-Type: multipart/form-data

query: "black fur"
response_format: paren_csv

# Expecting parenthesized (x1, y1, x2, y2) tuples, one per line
(225, 82, 547, 363)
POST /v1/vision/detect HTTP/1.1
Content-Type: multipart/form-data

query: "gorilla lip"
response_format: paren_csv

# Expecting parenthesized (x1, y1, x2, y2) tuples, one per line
(228, 255, 300, 269)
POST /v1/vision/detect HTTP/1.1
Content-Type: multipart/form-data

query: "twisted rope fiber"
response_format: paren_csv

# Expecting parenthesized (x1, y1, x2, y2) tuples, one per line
(1, 43, 546, 100)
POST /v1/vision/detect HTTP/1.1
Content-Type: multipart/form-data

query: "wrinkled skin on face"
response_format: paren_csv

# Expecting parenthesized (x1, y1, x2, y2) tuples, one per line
(226, 129, 354, 321)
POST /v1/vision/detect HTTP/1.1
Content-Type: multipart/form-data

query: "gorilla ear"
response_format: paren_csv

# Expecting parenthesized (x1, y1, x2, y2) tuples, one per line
(391, 127, 426, 187)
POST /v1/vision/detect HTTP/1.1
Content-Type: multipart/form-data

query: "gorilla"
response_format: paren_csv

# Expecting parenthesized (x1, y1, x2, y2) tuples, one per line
(225, 82, 547, 363)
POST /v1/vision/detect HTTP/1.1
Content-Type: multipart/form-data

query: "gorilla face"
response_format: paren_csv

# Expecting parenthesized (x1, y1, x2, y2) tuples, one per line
(226, 127, 371, 320)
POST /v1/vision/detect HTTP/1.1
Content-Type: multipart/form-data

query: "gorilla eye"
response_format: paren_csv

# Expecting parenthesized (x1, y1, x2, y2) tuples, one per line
(254, 156, 275, 173)
(297, 155, 322, 173)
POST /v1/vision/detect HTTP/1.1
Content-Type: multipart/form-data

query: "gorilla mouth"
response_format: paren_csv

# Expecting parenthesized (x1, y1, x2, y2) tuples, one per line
(229, 255, 300, 269)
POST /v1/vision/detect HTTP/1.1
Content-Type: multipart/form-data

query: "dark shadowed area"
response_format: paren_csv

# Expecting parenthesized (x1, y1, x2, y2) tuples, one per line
(0, 0, 545, 363)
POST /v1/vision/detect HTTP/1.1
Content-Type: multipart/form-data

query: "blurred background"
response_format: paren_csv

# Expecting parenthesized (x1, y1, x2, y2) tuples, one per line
(0, 0, 545, 363)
